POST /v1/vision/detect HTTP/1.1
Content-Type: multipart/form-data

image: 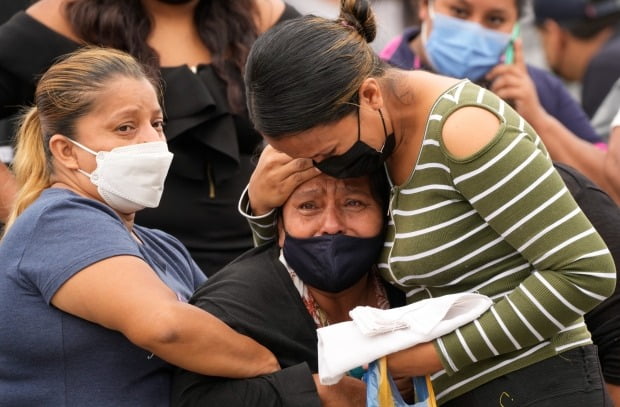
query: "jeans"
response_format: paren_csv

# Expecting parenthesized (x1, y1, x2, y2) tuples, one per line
(441, 345, 612, 406)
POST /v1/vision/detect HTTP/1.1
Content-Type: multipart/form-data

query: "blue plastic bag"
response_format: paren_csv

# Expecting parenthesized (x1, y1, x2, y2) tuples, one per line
(362, 357, 437, 407)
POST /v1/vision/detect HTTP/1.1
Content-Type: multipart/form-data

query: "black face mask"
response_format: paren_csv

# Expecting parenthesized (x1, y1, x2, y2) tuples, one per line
(282, 232, 385, 293)
(314, 108, 395, 179)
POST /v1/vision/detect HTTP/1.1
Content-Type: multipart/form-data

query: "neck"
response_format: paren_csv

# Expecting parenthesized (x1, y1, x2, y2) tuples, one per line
(117, 212, 137, 233)
(383, 70, 462, 185)
(382, 70, 424, 185)
(308, 274, 376, 324)
(142, 0, 212, 67)
(141, 0, 198, 18)
(50, 179, 136, 233)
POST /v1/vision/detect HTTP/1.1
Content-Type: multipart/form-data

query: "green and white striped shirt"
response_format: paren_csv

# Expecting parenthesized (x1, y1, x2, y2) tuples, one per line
(381, 80, 615, 402)
(239, 80, 615, 404)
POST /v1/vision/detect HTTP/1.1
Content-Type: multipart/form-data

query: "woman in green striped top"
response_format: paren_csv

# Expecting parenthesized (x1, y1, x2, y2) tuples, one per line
(240, 0, 616, 405)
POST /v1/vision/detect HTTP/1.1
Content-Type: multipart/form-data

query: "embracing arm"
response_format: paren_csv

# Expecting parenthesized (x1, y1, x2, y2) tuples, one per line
(173, 366, 365, 407)
(172, 363, 321, 407)
(51, 255, 279, 378)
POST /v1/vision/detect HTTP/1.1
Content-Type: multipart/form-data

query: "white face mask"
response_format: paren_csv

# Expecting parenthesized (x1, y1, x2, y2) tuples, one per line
(69, 139, 174, 213)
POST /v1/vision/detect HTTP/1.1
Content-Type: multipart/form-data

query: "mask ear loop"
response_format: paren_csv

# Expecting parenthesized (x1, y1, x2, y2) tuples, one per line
(356, 106, 362, 141)
(65, 137, 98, 180)
(377, 109, 390, 153)
(66, 137, 98, 156)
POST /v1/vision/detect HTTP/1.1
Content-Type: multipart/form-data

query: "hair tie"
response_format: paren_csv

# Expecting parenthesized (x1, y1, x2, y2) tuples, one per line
(340, 19, 355, 31)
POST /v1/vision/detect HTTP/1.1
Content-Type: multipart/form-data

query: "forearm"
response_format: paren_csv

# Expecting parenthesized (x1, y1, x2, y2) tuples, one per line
(172, 363, 320, 407)
(133, 302, 279, 378)
(0, 161, 16, 222)
(238, 186, 278, 246)
(386, 342, 443, 378)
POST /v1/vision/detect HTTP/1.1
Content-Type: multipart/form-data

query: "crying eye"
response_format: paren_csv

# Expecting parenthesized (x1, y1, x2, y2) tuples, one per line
(299, 202, 318, 210)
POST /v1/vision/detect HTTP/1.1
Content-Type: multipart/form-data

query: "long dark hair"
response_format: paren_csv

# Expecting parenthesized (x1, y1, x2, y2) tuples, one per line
(65, 0, 259, 112)
(245, 0, 386, 138)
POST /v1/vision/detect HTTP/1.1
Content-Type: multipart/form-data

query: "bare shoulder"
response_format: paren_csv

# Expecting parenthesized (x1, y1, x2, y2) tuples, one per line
(254, 0, 286, 33)
(26, 0, 81, 42)
(442, 106, 502, 159)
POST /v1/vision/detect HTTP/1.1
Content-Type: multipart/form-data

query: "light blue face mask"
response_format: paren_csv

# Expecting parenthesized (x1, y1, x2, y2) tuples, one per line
(423, 7, 513, 81)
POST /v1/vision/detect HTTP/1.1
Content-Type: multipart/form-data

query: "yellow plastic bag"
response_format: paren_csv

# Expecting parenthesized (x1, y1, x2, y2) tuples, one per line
(363, 357, 437, 407)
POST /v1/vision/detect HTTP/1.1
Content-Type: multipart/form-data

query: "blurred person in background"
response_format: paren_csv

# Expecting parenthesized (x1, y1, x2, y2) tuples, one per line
(380, 0, 601, 144)
(0, 0, 300, 275)
(530, 0, 620, 201)
(533, 0, 620, 120)
(380, 0, 618, 203)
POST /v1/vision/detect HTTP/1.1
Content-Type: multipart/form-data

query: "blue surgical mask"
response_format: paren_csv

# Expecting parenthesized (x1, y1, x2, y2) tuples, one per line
(422, 7, 512, 81)
(282, 232, 385, 293)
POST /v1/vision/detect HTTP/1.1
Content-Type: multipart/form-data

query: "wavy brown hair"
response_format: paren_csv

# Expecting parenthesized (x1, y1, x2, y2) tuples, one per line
(65, 0, 259, 112)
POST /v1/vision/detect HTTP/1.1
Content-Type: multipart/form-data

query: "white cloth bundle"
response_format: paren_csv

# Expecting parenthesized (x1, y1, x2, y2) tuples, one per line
(317, 292, 493, 385)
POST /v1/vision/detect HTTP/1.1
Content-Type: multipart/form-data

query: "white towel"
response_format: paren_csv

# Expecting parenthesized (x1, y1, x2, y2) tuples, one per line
(317, 293, 493, 385)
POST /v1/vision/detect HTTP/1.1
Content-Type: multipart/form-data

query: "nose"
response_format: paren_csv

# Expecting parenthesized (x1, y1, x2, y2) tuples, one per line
(139, 125, 165, 143)
(318, 204, 346, 235)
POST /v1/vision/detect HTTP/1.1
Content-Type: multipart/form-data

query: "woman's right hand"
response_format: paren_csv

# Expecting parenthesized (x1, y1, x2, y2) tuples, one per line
(248, 145, 319, 215)
(486, 39, 545, 127)
(312, 375, 366, 407)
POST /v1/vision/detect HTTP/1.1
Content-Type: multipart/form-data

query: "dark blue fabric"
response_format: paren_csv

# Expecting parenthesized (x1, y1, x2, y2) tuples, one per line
(582, 30, 620, 118)
(382, 27, 602, 143)
(533, 0, 620, 24)
(0, 188, 205, 406)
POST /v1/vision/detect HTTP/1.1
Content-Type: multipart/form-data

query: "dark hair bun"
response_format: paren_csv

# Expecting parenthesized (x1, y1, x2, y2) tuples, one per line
(338, 0, 377, 43)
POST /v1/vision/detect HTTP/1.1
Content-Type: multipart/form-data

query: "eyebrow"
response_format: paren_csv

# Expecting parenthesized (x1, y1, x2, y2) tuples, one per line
(290, 187, 323, 198)
(455, 0, 508, 14)
(340, 185, 372, 196)
(109, 106, 163, 119)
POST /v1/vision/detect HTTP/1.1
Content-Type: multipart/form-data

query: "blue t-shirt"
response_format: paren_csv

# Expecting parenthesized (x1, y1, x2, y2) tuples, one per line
(380, 27, 603, 144)
(0, 188, 206, 406)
